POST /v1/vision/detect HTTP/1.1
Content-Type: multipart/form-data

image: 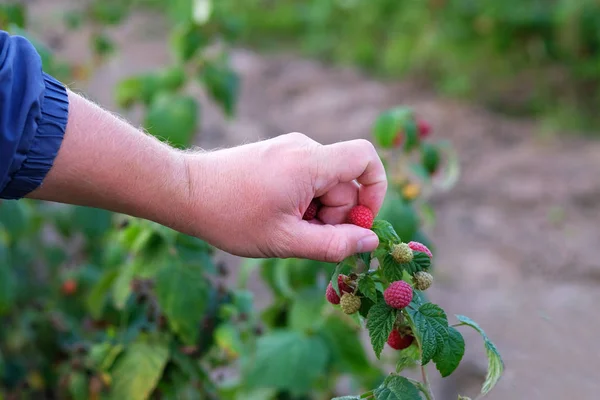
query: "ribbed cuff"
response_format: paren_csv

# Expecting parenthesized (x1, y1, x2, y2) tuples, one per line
(1, 73, 69, 200)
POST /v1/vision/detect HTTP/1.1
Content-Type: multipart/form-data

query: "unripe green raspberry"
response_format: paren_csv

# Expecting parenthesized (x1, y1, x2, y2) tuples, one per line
(340, 294, 361, 315)
(413, 271, 433, 291)
(390, 243, 413, 263)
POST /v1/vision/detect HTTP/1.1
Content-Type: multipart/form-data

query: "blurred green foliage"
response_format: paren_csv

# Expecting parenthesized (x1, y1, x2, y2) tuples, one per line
(224, 0, 600, 132)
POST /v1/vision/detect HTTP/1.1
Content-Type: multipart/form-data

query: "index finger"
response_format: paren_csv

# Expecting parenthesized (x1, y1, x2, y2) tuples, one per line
(314, 139, 388, 215)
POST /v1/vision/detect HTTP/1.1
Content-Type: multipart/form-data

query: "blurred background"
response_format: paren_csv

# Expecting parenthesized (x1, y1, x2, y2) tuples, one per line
(2, 0, 600, 399)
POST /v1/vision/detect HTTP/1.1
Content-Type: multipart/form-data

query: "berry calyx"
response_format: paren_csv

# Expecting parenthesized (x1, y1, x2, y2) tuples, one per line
(414, 271, 433, 291)
(390, 243, 413, 263)
(347, 205, 374, 229)
(61, 279, 77, 296)
(340, 293, 361, 315)
(384, 281, 413, 309)
(417, 119, 431, 139)
(303, 199, 320, 221)
(325, 275, 354, 305)
(408, 241, 433, 258)
(387, 329, 415, 350)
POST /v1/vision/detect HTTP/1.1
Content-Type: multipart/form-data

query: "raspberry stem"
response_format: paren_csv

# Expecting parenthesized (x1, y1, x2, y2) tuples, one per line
(420, 365, 435, 400)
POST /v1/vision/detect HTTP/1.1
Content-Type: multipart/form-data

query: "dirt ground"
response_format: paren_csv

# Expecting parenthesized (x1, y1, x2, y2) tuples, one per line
(33, 6, 600, 399)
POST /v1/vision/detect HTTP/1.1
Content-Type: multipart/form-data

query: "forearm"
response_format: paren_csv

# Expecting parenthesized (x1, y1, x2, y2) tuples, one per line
(27, 91, 192, 233)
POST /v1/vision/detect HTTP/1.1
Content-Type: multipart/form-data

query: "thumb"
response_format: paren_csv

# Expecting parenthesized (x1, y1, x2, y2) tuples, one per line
(290, 222, 379, 262)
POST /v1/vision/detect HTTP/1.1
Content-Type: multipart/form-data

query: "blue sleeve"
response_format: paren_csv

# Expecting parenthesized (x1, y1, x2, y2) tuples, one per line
(0, 30, 69, 200)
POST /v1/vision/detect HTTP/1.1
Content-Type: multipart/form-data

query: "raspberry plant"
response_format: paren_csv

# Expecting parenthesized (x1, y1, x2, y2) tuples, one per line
(324, 220, 504, 400)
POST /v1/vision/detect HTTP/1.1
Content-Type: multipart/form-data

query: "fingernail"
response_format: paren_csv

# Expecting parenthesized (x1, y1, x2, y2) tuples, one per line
(357, 234, 379, 253)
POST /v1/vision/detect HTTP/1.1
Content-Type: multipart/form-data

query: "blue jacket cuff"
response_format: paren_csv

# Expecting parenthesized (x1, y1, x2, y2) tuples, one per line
(0, 73, 69, 200)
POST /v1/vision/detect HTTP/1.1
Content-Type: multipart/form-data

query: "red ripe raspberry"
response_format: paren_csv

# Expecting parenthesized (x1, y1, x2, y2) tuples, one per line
(387, 329, 414, 350)
(303, 199, 320, 220)
(408, 241, 432, 258)
(61, 279, 77, 296)
(384, 281, 413, 309)
(325, 275, 353, 305)
(417, 119, 431, 139)
(347, 205, 374, 229)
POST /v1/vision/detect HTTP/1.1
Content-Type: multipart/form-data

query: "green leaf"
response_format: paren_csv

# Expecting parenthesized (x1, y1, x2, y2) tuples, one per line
(456, 315, 504, 395)
(358, 274, 378, 303)
(395, 343, 421, 373)
(87, 269, 119, 319)
(371, 220, 400, 245)
(289, 288, 325, 332)
(332, 397, 360, 400)
(406, 303, 449, 365)
(144, 94, 199, 149)
(109, 335, 169, 400)
(86, 342, 124, 371)
(90, 0, 129, 25)
(0, 244, 15, 315)
(72, 206, 113, 240)
(433, 326, 465, 377)
(92, 32, 116, 57)
(318, 314, 372, 376)
(171, 22, 207, 62)
(412, 252, 431, 271)
(372, 107, 412, 149)
(366, 302, 396, 359)
(69, 372, 88, 400)
(373, 375, 421, 400)
(380, 254, 407, 282)
(358, 294, 375, 319)
(245, 331, 329, 393)
(0, 200, 29, 239)
(200, 61, 240, 117)
(0, 3, 26, 28)
(402, 118, 419, 153)
(112, 261, 135, 310)
(155, 262, 209, 345)
(421, 143, 441, 175)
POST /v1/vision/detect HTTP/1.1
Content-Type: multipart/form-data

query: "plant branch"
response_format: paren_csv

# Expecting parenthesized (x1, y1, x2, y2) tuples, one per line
(407, 378, 433, 400)
(421, 364, 435, 400)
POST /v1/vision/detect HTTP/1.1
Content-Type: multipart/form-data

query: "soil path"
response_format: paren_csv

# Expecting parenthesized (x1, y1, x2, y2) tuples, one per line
(34, 7, 600, 399)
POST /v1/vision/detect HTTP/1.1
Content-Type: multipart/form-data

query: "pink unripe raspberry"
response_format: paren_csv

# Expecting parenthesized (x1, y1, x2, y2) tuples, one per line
(325, 275, 353, 305)
(384, 281, 413, 309)
(408, 241, 432, 258)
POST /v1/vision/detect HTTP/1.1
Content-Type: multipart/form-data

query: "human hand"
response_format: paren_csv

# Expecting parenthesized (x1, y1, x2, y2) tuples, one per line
(181, 132, 387, 262)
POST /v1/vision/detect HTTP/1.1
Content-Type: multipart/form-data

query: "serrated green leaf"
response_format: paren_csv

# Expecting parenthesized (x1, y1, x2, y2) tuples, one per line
(433, 326, 465, 377)
(358, 294, 375, 319)
(358, 274, 378, 303)
(371, 220, 400, 246)
(200, 62, 239, 117)
(456, 315, 504, 395)
(109, 335, 169, 400)
(406, 303, 449, 365)
(412, 252, 431, 271)
(245, 331, 329, 393)
(380, 254, 408, 282)
(332, 397, 360, 400)
(155, 262, 208, 345)
(374, 375, 421, 400)
(366, 302, 396, 359)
